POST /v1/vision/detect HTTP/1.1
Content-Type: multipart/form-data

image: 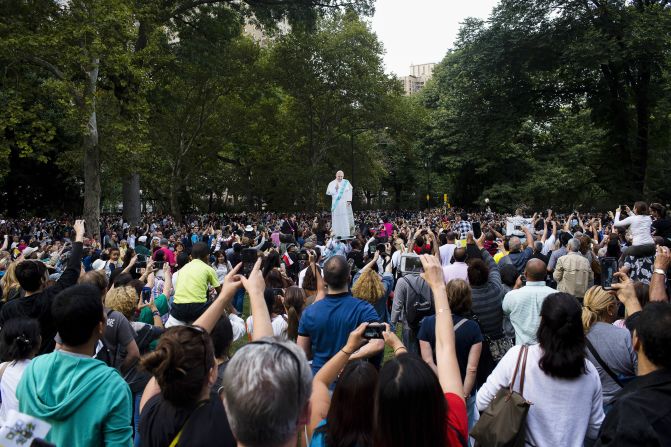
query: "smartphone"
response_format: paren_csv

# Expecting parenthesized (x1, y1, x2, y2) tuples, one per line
(272, 288, 284, 296)
(298, 252, 308, 262)
(141, 287, 152, 304)
(154, 261, 165, 270)
(400, 254, 424, 274)
(472, 221, 482, 239)
(363, 323, 385, 340)
(241, 248, 258, 277)
(368, 243, 377, 256)
(600, 257, 619, 290)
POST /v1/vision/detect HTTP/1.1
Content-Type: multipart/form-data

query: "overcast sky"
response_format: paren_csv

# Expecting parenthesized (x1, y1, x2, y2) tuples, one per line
(369, 0, 500, 76)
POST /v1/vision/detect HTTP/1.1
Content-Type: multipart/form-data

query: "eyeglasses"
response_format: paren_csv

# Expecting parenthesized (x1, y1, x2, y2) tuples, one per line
(244, 340, 304, 412)
(183, 325, 210, 375)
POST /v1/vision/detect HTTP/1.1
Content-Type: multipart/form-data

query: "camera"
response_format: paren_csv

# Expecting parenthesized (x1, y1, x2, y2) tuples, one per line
(363, 323, 385, 340)
(399, 254, 423, 275)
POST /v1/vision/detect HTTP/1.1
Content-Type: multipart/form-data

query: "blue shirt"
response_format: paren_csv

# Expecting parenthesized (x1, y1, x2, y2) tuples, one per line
(417, 315, 483, 392)
(298, 293, 381, 374)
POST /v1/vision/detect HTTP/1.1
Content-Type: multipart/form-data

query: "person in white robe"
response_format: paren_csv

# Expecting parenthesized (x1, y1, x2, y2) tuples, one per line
(326, 171, 354, 238)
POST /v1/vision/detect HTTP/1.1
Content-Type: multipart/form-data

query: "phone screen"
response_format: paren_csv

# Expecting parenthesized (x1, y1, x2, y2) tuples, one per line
(141, 288, 152, 304)
(403, 256, 424, 273)
(472, 222, 482, 239)
(600, 257, 618, 290)
(241, 248, 258, 277)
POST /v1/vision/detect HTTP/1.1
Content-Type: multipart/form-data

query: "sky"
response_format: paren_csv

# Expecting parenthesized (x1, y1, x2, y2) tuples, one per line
(369, 0, 500, 76)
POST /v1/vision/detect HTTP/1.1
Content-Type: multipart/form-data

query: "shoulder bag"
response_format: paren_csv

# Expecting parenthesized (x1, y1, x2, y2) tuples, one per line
(585, 338, 624, 388)
(471, 345, 531, 447)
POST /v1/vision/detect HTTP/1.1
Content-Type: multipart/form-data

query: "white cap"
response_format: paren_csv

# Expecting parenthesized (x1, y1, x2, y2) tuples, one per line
(92, 259, 107, 270)
(22, 247, 38, 257)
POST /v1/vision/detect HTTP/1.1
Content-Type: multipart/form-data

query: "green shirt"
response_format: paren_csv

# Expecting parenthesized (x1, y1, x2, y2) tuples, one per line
(139, 294, 169, 324)
(173, 259, 220, 304)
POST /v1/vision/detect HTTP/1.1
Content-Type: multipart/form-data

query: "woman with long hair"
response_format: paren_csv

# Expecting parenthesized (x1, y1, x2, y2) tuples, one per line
(139, 325, 235, 447)
(351, 253, 393, 321)
(0, 318, 40, 425)
(308, 323, 377, 447)
(0, 262, 22, 302)
(582, 286, 636, 410)
(245, 289, 288, 339)
(284, 286, 307, 341)
(477, 293, 605, 446)
(374, 255, 468, 447)
(211, 250, 231, 284)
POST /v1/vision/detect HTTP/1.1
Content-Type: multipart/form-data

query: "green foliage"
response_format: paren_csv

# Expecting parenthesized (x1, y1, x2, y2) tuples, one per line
(422, 0, 671, 211)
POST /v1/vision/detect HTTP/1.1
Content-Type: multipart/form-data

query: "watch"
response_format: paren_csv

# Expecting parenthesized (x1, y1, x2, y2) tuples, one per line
(653, 268, 667, 276)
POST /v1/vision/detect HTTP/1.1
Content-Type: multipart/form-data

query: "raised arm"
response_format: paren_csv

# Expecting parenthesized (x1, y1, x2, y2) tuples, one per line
(420, 254, 463, 399)
(52, 219, 85, 293)
(240, 258, 273, 340)
(650, 246, 670, 302)
(308, 323, 367, 439)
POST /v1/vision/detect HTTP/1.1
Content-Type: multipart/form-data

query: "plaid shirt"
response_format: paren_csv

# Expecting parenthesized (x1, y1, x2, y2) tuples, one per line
(457, 220, 472, 239)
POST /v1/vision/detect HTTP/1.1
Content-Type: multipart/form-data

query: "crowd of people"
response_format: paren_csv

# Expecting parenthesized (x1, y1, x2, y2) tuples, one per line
(0, 202, 669, 446)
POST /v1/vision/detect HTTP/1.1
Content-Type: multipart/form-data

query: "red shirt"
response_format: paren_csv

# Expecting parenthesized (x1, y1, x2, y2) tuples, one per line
(445, 392, 468, 446)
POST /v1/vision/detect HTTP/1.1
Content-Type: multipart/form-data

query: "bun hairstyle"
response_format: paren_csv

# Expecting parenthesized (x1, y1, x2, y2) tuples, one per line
(582, 286, 616, 332)
(0, 318, 40, 362)
(141, 326, 214, 407)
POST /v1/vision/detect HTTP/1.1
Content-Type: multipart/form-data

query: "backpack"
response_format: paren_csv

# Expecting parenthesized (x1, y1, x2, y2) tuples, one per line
(400, 275, 433, 329)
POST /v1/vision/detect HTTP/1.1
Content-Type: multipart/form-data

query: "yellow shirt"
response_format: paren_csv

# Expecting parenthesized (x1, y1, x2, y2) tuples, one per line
(173, 259, 220, 304)
(493, 251, 508, 264)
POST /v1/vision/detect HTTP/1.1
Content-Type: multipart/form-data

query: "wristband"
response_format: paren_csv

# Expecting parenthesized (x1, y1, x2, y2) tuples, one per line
(394, 346, 407, 354)
(152, 310, 160, 317)
(653, 269, 667, 277)
(340, 348, 353, 356)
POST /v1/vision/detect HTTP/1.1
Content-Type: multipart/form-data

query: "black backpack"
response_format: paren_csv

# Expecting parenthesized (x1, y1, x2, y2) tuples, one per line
(400, 275, 434, 329)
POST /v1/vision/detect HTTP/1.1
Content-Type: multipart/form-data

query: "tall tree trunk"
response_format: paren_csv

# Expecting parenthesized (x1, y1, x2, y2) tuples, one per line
(83, 59, 101, 240)
(634, 63, 651, 195)
(122, 173, 141, 225)
(170, 165, 182, 223)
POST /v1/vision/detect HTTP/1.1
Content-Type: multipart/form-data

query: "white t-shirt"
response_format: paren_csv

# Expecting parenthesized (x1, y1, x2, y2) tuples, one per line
(439, 243, 456, 266)
(246, 315, 288, 339)
(0, 360, 30, 426)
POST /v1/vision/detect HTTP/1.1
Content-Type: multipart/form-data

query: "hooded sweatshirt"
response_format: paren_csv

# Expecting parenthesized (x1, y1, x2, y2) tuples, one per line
(17, 350, 132, 447)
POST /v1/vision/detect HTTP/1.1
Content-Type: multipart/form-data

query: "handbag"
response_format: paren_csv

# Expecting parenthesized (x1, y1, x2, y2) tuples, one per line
(471, 345, 531, 447)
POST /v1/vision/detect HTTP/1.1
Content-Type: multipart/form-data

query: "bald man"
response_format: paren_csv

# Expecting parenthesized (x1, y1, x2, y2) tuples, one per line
(502, 258, 556, 345)
(326, 171, 355, 238)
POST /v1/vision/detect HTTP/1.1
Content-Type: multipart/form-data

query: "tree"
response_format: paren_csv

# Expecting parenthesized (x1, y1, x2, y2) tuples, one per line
(422, 0, 671, 209)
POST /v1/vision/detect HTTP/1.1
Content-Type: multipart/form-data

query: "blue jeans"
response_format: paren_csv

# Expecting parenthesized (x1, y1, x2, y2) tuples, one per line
(234, 288, 245, 315)
(133, 392, 142, 447)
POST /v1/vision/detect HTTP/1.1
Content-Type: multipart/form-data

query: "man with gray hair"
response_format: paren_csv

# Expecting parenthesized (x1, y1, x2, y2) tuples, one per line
(500, 225, 534, 274)
(553, 238, 593, 299)
(222, 339, 312, 447)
